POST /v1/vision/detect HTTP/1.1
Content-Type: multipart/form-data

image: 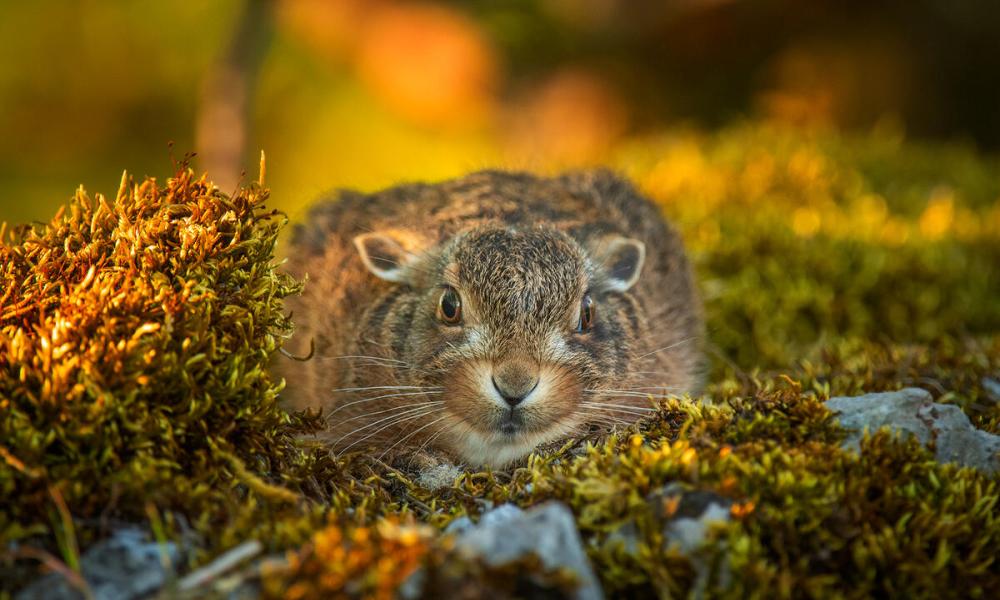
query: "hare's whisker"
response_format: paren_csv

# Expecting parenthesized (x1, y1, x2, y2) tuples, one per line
(326, 391, 444, 419)
(338, 400, 445, 422)
(336, 409, 440, 456)
(407, 422, 455, 466)
(404, 420, 466, 470)
(310, 354, 411, 365)
(581, 402, 655, 414)
(332, 404, 440, 445)
(331, 385, 442, 393)
(607, 385, 684, 391)
(635, 337, 698, 360)
(583, 390, 655, 399)
(379, 415, 451, 461)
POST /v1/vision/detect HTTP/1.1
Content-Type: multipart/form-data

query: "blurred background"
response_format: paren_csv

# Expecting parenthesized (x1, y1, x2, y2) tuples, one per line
(2, 0, 999, 225)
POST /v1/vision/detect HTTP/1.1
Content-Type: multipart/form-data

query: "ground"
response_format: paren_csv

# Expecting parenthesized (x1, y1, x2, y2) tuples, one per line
(1, 123, 999, 598)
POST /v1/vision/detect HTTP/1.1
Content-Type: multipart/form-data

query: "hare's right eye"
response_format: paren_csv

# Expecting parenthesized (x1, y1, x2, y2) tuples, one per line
(437, 286, 462, 325)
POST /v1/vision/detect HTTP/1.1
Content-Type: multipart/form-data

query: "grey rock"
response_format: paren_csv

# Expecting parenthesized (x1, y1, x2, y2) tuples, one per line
(651, 483, 733, 523)
(453, 502, 603, 600)
(650, 483, 733, 599)
(477, 503, 524, 528)
(443, 515, 474, 536)
(656, 485, 732, 544)
(16, 528, 179, 600)
(397, 567, 426, 600)
(666, 503, 732, 555)
(827, 387, 1000, 473)
(608, 483, 734, 560)
(605, 521, 640, 555)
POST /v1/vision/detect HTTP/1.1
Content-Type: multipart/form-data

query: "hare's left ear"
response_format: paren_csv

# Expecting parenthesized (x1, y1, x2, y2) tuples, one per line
(591, 235, 646, 292)
(353, 231, 420, 283)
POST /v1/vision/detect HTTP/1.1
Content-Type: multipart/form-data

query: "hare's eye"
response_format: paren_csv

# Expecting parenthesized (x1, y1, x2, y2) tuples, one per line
(438, 286, 462, 325)
(576, 293, 595, 333)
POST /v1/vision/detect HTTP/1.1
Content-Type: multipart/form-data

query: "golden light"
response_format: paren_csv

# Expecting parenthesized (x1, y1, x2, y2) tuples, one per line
(919, 187, 956, 240)
(356, 3, 499, 127)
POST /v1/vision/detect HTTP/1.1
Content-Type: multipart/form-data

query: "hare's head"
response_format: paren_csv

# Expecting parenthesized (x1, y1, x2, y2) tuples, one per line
(352, 223, 647, 465)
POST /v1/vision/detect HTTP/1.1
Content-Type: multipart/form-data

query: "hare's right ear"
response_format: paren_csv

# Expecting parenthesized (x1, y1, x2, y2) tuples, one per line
(353, 232, 418, 283)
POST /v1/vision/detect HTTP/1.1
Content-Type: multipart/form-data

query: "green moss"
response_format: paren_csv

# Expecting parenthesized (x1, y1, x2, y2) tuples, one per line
(2, 124, 999, 598)
(616, 124, 1000, 371)
(0, 170, 328, 587)
(501, 393, 1000, 597)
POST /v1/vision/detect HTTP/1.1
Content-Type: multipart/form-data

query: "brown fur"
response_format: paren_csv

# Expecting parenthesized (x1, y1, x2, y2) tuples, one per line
(277, 169, 704, 466)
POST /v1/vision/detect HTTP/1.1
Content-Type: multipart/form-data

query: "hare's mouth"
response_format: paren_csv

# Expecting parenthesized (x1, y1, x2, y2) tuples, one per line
(496, 408, 526, 436)
(445, 411, 579, 467)
(439, 362, 584, 465)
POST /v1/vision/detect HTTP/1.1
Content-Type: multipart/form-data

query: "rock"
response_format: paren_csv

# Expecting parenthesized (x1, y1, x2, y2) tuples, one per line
(607, 483, 734, 560)
(453, 502, 604, 600)
(667, 503, 732, 555)
(983, 377, 1000, 405)
(650, 483, 732, 520)
(16, 528, 180, 600)
(397, 567, 426, 600)
(650, 483, 732, 598)
(827, 387, 1000, 473)
(477, 503, 524, 528)
(651, 483, 733, 555)
(443, 515, 474, 536)
(604, 521, 640, 555)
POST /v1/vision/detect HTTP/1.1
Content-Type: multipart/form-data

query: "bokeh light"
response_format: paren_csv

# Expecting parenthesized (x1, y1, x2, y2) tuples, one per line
(3, 0, 999, 227)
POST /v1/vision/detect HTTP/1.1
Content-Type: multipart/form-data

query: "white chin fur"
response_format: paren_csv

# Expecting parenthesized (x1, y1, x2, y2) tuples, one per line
(447, 367, 579, 466)
(451, 419, 578, 467)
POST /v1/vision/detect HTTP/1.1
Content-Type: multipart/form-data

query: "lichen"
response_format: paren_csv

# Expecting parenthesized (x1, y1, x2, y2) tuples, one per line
(2, 124, 1000, 598)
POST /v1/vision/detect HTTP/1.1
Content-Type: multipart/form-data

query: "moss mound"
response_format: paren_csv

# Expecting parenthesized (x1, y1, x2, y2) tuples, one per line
(0, 171, 321, 586)
(3, 125, 1000, 598)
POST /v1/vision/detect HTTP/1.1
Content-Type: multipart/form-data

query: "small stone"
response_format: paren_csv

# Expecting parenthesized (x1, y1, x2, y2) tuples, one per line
(607, 484, 734, 561)
(650, 482, 733, 522)
(649, 483, 733, 599)
(443, 515, 474, 535)
(666, 503, 732, 555)
(648, 483, 732, 553)
(453, 502, 604, 600)
(983, 377, 1000, 404)
(827, 387, 1000, 473)
(397, 567, 426, 600)
(477, 503, 524, 528)
(17, 528, 180, 600)
(605, 521, 640, 555)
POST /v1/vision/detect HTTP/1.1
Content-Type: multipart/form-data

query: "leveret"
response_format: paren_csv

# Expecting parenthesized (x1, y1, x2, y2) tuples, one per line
(279, 170, 703, 466)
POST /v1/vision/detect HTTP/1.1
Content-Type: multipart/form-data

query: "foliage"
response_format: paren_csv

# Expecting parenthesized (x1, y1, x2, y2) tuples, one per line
(2, 125, 999, 597)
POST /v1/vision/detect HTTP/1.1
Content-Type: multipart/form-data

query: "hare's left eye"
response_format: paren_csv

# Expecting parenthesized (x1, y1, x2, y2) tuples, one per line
(575, 293, 595, 333)
(437, 285, 462, 325)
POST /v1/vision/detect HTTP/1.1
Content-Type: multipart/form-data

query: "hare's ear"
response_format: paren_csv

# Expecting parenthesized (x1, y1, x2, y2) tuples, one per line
(353, 232, 418, 283)
(592, 235, 646, 292)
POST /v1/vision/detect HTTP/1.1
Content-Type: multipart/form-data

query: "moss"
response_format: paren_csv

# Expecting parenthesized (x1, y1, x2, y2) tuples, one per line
(2, 124, 1000, 598)
(261, 520, 435, 600)
(617, 124, 1000, 371)
(261, 520, 578, 600)
(0, 170, 331, 587)
(501, 393, 1000, 597)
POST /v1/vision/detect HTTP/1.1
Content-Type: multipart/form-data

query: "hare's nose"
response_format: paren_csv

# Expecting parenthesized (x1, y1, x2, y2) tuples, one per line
(491, 363, 539, 407)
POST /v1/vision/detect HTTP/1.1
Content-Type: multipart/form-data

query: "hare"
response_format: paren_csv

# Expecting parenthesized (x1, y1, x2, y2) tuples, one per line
(278, 170, 703, 466)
